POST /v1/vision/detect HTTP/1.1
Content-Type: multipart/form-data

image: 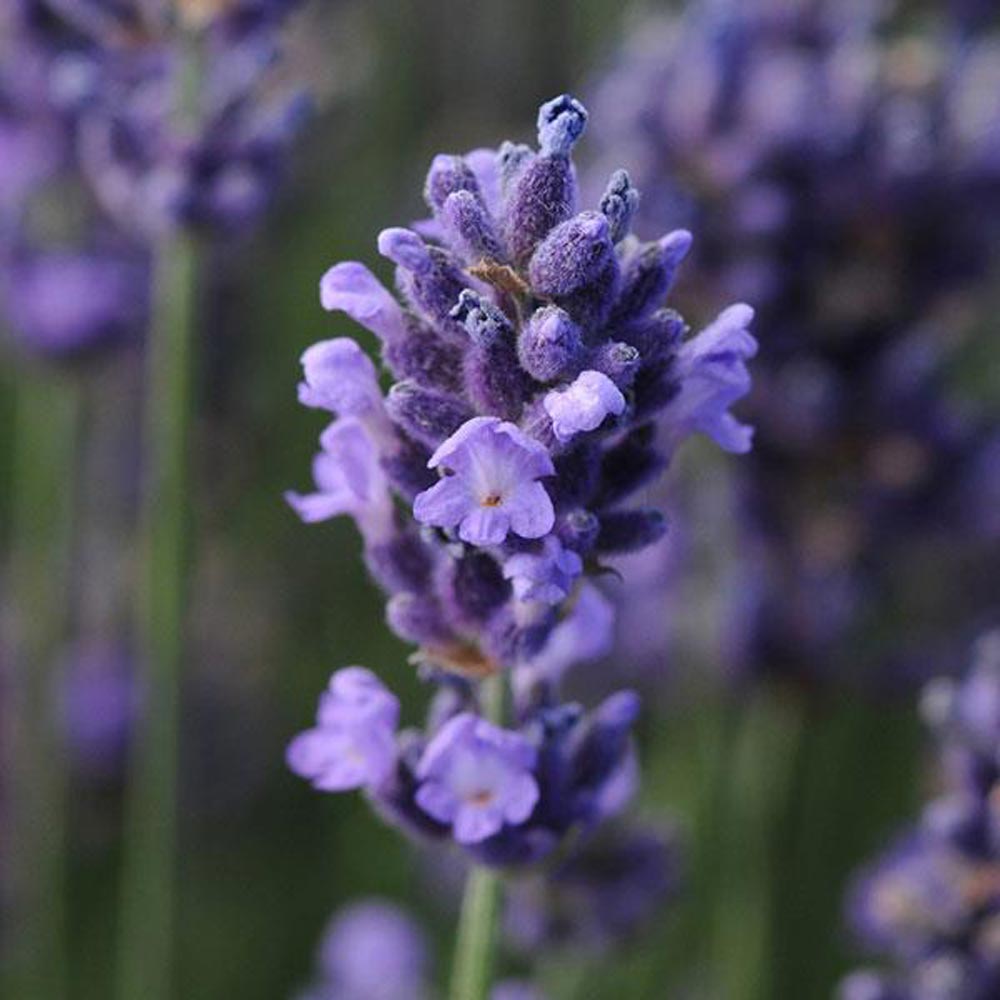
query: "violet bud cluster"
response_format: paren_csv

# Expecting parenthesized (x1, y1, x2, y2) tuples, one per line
(285, 95, 756, 868)
(840, 632, 1000, 1000)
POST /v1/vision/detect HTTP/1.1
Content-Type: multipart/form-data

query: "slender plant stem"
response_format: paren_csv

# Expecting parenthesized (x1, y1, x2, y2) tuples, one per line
(115, 227, 199, 1000)
(3, 370, 81, 1000)
(448, 673, 504, 1000)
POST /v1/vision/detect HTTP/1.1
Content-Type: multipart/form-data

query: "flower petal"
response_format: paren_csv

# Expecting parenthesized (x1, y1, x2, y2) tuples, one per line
(413, 476, 473, 529)
(505, 482, 555, 539)
(319, 261, 407, 343)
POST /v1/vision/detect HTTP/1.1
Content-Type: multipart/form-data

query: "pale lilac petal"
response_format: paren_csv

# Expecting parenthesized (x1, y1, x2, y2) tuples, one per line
(413, 476, 474, 529)
(664, 304, 757, 452)
(298, 338, 382, 416)
(454, 804, 505, 844)
(710, 412, 755, 453)
(415, 781, 458, 823)
(318, 420, 385, 501)
(505, 482, 555, 539)
(312, 755, 372, 791)
(544, 370, 626, 442)
(503, 537, 582, 604)
(418, 713, 478, 779)
(503, 773, 540, 824)
(284, 489, 351, 523)
(494, 422, 556, 478)
(319, 262, 407, 343)
(319, 667, 400, 729)
(458, 506, 510, 546)
(476, 722, 538, 771)
(286, 729, 332, 779)
(427, 416, 501, 472)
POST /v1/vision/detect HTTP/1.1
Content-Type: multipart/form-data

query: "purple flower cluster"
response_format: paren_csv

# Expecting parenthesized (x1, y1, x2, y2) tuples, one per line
(840, 632, 1000, 1000)
(0, 0, 308, 357)
(0, 3, 148, 357)
(18, 0, 310, 236)
(286, 95, 756, 868)
(589, 1, 1000, 688)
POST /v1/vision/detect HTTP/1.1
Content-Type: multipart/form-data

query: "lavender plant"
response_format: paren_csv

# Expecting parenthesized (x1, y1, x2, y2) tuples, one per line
(1, 3, 313, 998)
(588, 0, 1000, 689)
(840, 632, 1000, 1000)
(285, 94, 756, 997)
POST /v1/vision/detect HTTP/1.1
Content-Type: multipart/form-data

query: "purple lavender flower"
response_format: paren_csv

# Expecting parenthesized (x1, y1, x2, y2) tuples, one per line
(502, 536, 582, 606)
(543, 370, 626, 443)
(1, 249, 147, 357)
(286, 668, 400, 792)
(415, 713, 539, 844)
(659, 304, 757, 454)
(297, 339, 387, 418)
(284, 418, 393, 536)
(414, 418, 556, 546)
(287, 96, 754, 887)
(304, 898, 430, 1000)
(840, 633, 1000, 997)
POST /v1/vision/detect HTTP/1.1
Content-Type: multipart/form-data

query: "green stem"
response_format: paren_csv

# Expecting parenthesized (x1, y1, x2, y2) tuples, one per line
(115, 228, 199, 1000)
(3, 371, 81, 1000)
(449, 864, 503, 1000)
(448, 674, 504, 1000)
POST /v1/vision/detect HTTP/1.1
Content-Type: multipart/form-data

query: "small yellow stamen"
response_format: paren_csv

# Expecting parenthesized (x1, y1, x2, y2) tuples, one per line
(481, 494, 502, 507)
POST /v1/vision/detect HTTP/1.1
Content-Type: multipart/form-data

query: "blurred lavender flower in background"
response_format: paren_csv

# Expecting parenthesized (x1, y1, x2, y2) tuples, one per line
(16, 0, 311, 236)
(588, 0, 1000, 690)
(56, 640, 141, 781)
(297, 897, 548, 999)
(839, 631, 1000, 999)
(298, 898, 431, 1000)
(0, 0, 312, 358)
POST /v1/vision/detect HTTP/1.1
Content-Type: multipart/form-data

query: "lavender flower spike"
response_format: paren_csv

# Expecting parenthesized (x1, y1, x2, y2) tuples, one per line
(414, 417, 555, 546)
(286, 98, 756, 967)
(416, 713, 539, 844)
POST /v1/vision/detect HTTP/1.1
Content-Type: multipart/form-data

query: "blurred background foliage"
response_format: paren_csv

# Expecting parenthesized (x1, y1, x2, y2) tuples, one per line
(2, 0, 993, 997)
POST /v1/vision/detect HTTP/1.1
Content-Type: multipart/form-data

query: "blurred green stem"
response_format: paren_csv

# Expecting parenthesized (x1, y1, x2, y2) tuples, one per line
(116, 18, 202, 999)
(448, 674, 504, 1000)
(3, 371, 81, 1000)
(116, 228, 199, 1000)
